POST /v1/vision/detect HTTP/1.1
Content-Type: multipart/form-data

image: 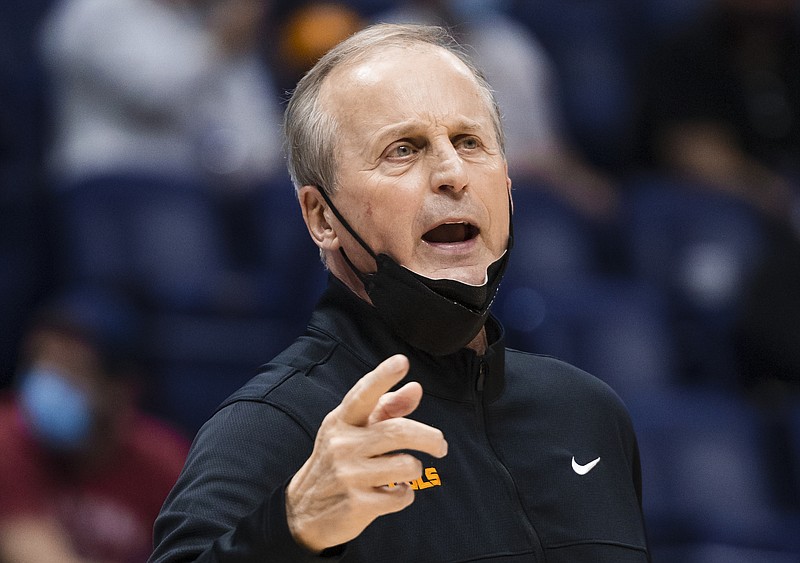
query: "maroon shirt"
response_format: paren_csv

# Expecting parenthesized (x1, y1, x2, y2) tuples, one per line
(0, 397, 189, 562)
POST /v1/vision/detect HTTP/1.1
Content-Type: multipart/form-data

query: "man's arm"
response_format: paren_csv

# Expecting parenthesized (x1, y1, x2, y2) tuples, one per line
(150, 355, 447, 562)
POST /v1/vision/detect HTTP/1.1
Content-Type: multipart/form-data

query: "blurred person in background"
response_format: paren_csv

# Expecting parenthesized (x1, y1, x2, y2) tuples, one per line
(375, 0, 620, 224)
(637, 0, 800, 219)
(39, 0, 284, 192)
(35, 0, 332, 438)
(274, 1, 364, 93)
(637, 0, 800, 390)
(0, 288, 189, 563)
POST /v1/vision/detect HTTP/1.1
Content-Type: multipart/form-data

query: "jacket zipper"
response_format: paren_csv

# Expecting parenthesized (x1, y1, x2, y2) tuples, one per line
(474, 358, 545, 561)
(475, 360, 486, 392)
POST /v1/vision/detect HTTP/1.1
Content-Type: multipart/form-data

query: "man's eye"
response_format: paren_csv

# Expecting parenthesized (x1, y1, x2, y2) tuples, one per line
(457, 136, 480, 150)
(389, 144, 415, 158)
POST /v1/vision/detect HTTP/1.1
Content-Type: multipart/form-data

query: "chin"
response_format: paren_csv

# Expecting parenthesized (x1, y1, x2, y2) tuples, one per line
(428, 266, 488, 285)
(459, 272, 491, 286)
(412, 251, 496, 284)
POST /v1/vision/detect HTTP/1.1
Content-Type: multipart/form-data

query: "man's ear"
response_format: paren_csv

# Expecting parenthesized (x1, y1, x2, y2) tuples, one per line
(298, 186, 339, 251)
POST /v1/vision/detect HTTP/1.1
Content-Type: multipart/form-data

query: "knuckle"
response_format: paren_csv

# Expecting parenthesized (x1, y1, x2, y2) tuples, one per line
(402, 454, 423, 475)
(392, 453, 422, 482)
(383, 418, 411, 441)
(330, 462, 355, 487)
(326, 433, 349, 452)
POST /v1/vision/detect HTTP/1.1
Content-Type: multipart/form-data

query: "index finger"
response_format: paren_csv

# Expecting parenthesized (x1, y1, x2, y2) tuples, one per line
(339, 354, 410, 426)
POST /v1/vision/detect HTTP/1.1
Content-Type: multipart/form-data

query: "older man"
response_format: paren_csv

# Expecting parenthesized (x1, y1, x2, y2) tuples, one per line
(150, 24, 650, 562)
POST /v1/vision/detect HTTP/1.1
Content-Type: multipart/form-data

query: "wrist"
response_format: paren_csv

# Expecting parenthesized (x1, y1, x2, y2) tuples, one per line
(285, 473, 324, 555)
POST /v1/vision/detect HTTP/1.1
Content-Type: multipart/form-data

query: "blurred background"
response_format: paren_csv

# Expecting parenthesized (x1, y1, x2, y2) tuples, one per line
(1, 0, 799, 561)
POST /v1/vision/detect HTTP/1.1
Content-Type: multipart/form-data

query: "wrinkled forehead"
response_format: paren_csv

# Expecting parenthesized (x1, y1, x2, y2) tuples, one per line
(319, 42, 488, 116)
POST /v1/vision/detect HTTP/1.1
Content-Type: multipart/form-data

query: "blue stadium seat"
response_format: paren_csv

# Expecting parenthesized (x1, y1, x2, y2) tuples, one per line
(246, 174, 327, 318)
(507, 0, 640, 167)
(143, 313, 305, 434)
(506, 185, 597, 290)
(497, 276, 677, 399)
(623, 176, 766, 385)
(54, 173, 231, 312)
(627, 388, 800, 561)
(138, 175, 326, 434)
(53, 172, 327, 434)
(496, 184, 678, 396)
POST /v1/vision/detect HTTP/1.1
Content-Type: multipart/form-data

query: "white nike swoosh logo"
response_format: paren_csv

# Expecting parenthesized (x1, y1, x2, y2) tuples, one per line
(571, 456, 601, 475)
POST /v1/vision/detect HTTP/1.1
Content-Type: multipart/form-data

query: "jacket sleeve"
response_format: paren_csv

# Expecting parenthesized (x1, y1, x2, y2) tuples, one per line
(149, 400, 337, 563)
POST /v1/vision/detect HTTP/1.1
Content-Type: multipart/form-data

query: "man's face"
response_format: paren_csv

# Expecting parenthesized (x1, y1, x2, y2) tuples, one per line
(320, 44, 511, 286)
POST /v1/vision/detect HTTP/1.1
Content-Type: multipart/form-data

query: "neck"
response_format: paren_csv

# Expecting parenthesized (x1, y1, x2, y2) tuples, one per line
(328, 258, 372, 304)
(466, 327, 488, 356)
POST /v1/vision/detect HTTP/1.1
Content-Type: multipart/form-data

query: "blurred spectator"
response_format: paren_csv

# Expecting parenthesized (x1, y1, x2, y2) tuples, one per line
(374, 0, 620, 224)
(0, 288, 189, 563)
(275, 1, 364, 92)
(36, 0, 331, 437)
(507, 0, 649, 174)
(39, 0, 284, 192)
(637, 0, 800, 219)
(636, 0, 800, 390)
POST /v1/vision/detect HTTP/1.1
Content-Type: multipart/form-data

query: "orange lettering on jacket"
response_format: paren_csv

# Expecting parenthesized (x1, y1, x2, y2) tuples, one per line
(386, 467, 441, 490)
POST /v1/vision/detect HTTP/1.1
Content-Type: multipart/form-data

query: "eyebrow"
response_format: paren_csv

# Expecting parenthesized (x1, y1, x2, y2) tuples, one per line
(370, 118, 486, 149)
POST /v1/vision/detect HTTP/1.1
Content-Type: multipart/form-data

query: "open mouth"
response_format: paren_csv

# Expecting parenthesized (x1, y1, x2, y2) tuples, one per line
(422, 222, 479, 244)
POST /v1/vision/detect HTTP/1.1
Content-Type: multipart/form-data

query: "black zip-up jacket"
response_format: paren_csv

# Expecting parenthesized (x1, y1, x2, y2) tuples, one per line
(150, 277, 650, 563)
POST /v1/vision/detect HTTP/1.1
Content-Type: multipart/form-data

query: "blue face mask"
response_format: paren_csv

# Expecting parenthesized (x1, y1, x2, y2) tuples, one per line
(19, 368, 94, 451)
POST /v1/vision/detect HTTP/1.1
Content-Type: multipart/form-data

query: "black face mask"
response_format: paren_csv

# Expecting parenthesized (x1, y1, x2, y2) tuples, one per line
(317, 188, 513, 356)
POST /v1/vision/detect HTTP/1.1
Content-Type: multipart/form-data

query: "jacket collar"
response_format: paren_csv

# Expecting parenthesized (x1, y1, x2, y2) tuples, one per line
(308, 275, 506, 403)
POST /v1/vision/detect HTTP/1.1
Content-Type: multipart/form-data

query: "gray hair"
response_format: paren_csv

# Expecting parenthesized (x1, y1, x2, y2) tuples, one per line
(283, 23, 506, 195)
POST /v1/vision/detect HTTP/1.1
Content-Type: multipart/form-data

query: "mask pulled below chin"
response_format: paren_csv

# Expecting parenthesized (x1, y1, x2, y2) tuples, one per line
(362, 249, 510, 356)
(316, 185, 512, 356)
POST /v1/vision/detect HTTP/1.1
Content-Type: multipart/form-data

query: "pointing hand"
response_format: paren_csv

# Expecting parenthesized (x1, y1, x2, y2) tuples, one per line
(285, 354, 448, 553)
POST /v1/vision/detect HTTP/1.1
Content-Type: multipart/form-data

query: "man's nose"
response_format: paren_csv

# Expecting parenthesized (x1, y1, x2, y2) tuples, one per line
(429, 141, 468, 194)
